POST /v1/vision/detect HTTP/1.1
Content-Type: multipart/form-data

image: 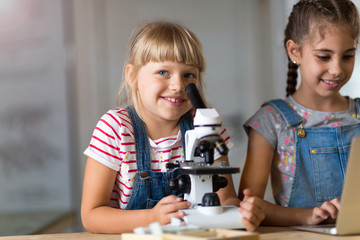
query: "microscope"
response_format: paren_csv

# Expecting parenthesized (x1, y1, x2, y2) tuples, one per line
(167, 83, 244, 229)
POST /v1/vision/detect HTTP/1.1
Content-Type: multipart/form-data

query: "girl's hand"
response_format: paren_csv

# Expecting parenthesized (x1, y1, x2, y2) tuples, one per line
(150, 195, 191, 225)
(239, 189, 266, 231)
(308, 198, 341, 225)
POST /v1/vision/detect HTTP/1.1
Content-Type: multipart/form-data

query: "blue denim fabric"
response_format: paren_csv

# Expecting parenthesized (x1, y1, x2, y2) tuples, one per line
(125, 105, 193, 210)
(267, 98, 360, 208)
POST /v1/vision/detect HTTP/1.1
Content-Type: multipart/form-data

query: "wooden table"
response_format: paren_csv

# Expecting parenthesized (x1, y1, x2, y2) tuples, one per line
(0, 227, 360, 240)
(257, 227, 360, 239)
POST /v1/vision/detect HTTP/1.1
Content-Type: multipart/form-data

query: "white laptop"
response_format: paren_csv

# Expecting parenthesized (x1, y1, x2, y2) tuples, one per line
(292, 135, 360, 235)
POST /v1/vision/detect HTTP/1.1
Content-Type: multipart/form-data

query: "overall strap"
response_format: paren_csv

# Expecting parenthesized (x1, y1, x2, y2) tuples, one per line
(264, 99, 304, 127)
(178, 111, 194, 157)
(126, 106, 194, 170)
(355, 98, 360, 119)
(126, 105, 151, 171)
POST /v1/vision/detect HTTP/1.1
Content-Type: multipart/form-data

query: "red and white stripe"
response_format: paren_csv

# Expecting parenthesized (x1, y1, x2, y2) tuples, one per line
(84, 108, 233, 209)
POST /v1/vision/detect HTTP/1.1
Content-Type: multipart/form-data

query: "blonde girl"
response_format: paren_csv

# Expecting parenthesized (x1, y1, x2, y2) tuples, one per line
(81, 21, 264, 233)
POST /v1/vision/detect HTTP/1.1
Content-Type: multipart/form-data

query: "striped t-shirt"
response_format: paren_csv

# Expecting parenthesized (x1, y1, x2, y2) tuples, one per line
(84, 108, 234, 209)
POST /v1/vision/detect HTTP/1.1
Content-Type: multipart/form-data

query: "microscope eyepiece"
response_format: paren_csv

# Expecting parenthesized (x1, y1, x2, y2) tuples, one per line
(185, 83, 207, 109)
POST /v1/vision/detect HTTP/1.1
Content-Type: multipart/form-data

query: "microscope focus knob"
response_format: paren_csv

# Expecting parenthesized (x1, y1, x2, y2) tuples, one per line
(168, 179, 178, 190)
(168, 175, 191, 194)
(202, 193, 221, 206)
(212, 175, 228, 192)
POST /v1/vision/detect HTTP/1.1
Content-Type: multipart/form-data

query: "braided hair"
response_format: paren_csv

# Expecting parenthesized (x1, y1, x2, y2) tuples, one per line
(284, 0, 360, 97)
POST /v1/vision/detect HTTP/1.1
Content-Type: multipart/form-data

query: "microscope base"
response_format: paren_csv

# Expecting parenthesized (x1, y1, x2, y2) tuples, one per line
(183, 205, 244, 229)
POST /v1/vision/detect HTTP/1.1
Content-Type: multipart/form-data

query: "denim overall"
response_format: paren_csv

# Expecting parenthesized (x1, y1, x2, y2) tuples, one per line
(266, 98, 360, 208)
(125, 105, 193, 210)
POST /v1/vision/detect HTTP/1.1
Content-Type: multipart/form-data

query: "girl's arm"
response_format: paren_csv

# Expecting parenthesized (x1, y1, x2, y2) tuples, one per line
(215, 155, 240, 206)
(239, 129, 273, 199)
(256, 199, 339, 226)
(81, 157, 190, 233)
(239, 129, 339, 226)
(215, 155, 265, 231)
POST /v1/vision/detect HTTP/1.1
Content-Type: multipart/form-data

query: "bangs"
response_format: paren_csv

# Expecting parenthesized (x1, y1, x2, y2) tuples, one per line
(131, 23, 206, 72)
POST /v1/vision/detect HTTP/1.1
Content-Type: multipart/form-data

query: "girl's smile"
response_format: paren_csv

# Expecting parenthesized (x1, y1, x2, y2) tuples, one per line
(320, 79, 342, 89)
(162, 96, 186, 106)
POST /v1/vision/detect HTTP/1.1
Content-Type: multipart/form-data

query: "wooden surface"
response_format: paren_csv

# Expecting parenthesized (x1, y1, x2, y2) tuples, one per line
(1, 227, 360, 240)
(122, 228, 259, 240)
(257, 227, 360, 240)
(0, 210, 75, 237)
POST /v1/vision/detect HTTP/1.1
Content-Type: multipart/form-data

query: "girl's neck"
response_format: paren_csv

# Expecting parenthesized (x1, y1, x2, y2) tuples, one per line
(292, 91, 349, 112)
(141, 116, 179, 140)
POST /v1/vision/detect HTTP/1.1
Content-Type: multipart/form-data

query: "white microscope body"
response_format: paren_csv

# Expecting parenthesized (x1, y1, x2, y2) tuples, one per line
(167, 83, 244, 229)
(183, 108, 227, 206)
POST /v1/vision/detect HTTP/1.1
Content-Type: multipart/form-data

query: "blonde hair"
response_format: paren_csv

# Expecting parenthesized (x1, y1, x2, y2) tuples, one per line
(117, 21, 207, 111)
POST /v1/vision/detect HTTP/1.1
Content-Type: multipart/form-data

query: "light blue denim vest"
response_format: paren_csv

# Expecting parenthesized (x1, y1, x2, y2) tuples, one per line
(266, 98, 360, 208)
(125, 105, 193, 210)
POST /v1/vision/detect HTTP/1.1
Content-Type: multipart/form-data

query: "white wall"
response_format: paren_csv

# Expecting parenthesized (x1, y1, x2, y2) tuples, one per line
(342, 0, 360, 98)
(0, 0, 73, 213)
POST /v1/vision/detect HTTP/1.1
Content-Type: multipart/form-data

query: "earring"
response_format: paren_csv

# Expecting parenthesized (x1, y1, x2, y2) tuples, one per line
(292, 60, 297, 64)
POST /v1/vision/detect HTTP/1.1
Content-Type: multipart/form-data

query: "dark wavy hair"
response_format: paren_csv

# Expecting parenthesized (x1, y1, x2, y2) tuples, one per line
(284, 0, 360, 96)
